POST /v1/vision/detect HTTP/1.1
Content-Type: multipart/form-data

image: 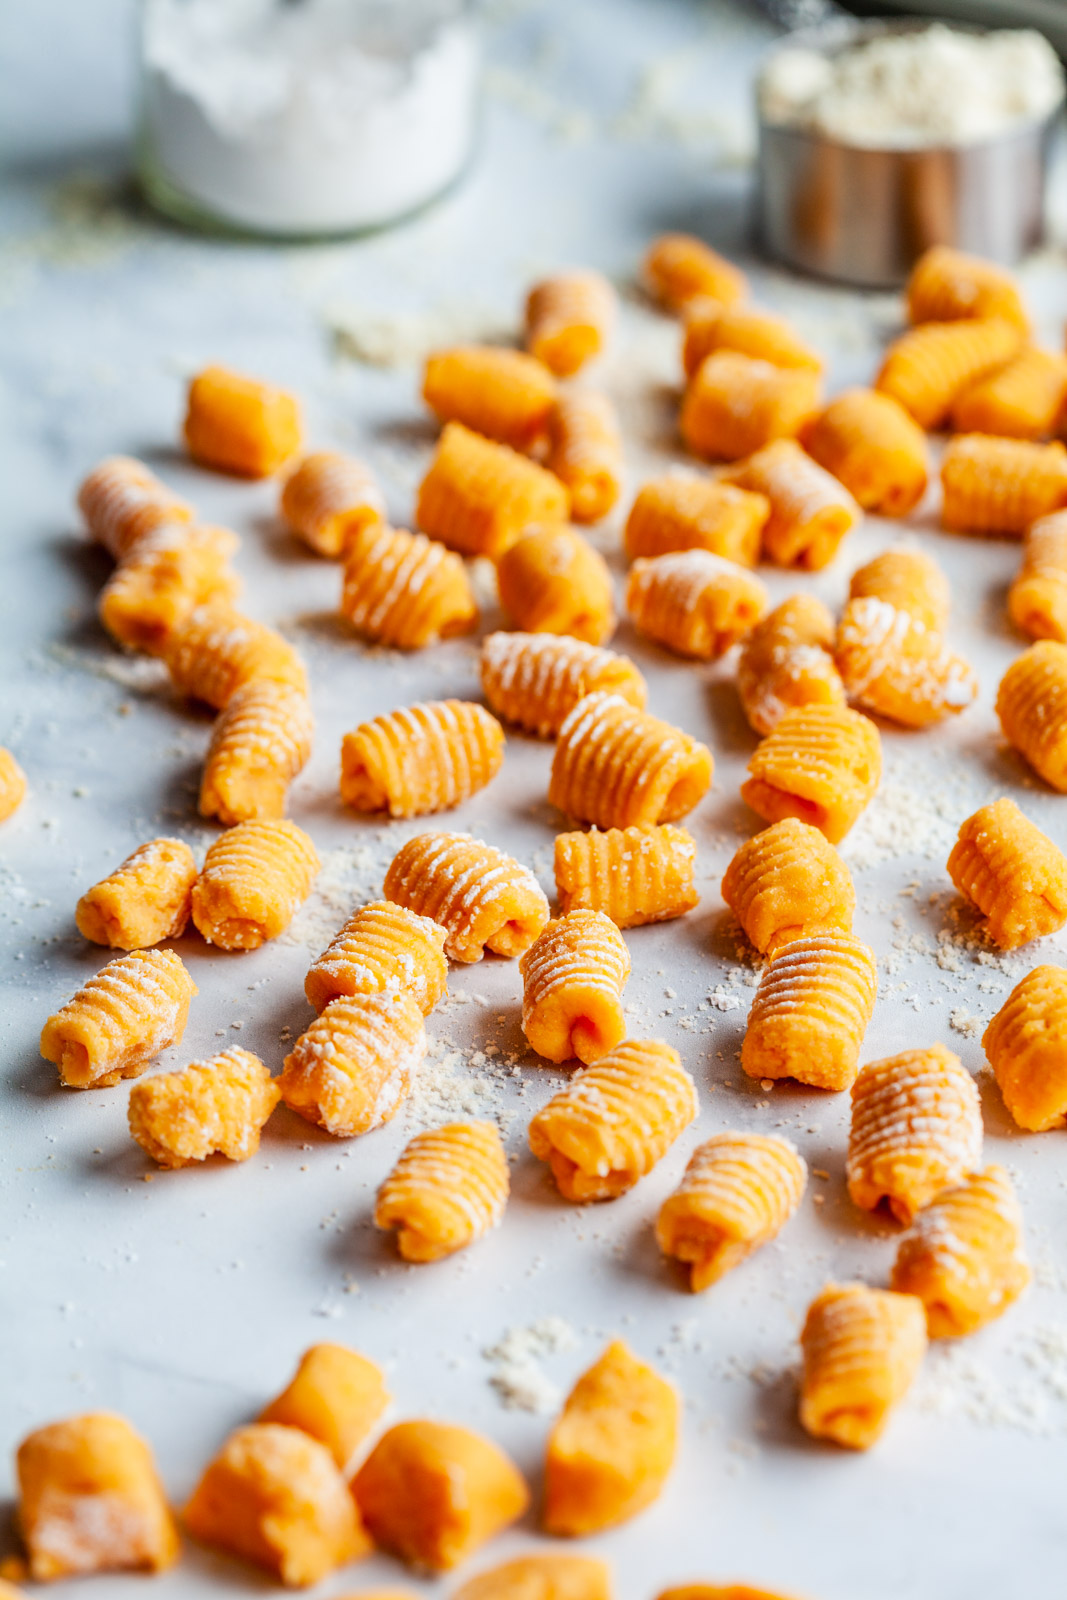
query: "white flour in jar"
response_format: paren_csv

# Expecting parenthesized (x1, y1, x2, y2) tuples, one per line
(759, 24, 1064, 149)
(140, 0, 480, 235)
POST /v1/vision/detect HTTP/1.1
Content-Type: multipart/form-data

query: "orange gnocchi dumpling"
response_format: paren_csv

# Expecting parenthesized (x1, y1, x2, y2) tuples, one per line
(374, 1120, 509, 1261)
(655, 1133, 806, 1290)
(626, 550, 767, 660)
(128, 1047, 280, 1168)
(77, 455, 194, 560)
(951, 347, 1067, 440)
(643, 233, 747, 312)
(200, 679, 313, 825)
(280, 992, 426, 1138)
(741, 933, 877, 1091)
(75, 837, 197, 949)
(383, 833, 549, 963)
(1008, 512, 1067, 640)
(416, 422, 569, 560)
(341, 522, 478, 649)
(681, 352, 820, 461)
(40, 948, 196, 1089)
(191, 819, 320, 950)
(281, 450, 385, 558)
(847, 1044, 982, 1225)
(875, 318, 1022, 428)
(682, 300, 821, 380)
(259, 1344, 389, 1471)
(940, 433, 1067, 535)
(741, 704, 881, 843)
(736, 594, 845, 736)
(99, 522, 241, 655)
(498, 525, 615, 646)
(848, 547, 950, 632)
(546, 393, 623, 524)
(799, 1284, 927, 1450)
(801, 388, 928, 516)
(722, 439, 861, 569)
(165, 603, 308, 709)
(184, 365, 302, 478)
(947, 797, 1067, 948)
(624, 473, 769, 567)
(520, 910, 631, 1065)
(0, 746, 27, 822)
(890, 1165, 1029, 1338)
(996, 640, 1067, 790)
(656, 1587, 802, 1600)
(549, 693, 713, 829)
(305, 900, 447, 1015)
(543, 1340, 678, 1536)
(526, 270, 617, 376)
(480, 632, 647, 739)
(16, 1412, 179, 1581)
(422, 346, 558, 450)
(721, 818, 854, 957)
(455, 1554, 612, 1600)
(835, 598, 977, 728)
(352, 1421, 528, 1572)
(983, 965, 1067, 1130)
(906, 246, 1029, 330)
(340, 700, 504, 818)
(184, 1423, 370, 1585)
(554, 823, 698, 928)
(528, 1039, 697, 1201)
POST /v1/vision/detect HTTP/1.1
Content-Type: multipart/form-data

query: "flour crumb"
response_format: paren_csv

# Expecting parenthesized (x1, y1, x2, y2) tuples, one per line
(483, 1315, 578, 1413)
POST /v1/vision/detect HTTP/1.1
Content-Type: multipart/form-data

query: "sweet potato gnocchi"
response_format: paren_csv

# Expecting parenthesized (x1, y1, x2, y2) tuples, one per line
(383, 832, 549, 962)
(480, 631, 646, 738)
(520, 909, 631, 1064)
(549, 693, 713, 829)
(128, 1047, 279, 1167)
(374, 1120, 509, 1261)
(75, 837, 197, 949)
(656, 1133, 806, 1290)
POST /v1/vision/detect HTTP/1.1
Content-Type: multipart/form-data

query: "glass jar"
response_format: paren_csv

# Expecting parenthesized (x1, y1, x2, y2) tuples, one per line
(137, 0, 481, 239)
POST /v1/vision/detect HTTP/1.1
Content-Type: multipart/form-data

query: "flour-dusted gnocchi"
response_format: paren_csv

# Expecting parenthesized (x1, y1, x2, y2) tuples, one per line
(835, 598, 977, 728)
(280, 450, 385, 558)
(528, 1039, 697, 1201)
(624, 473, 768, 566)
(996, 640, 1067, 790)
(682, 300, 822, 381)
(0, 746, 26, 822)
(520, 910, 631, 1065)
(128, 1047, 280, 1167)
(721, 818, 855, 957)
(643, 233, 747, 311)
(1008, 512, 1067, 641)
(166, 604, 308, 708)
(200, 679, 313, 825)
(304, 900, 447, 1016)
(681, 352, 820, 462)
(801, 388, 929, 516)
(480, 631, 646, 738)
(947, 797, 1067, 949)
(952, 347, 1067, 440)
(339, 700, 504, 818)
(525, 270, 617, 376)
(259, 1343, 389, 1471)
(741, 703, 881, 843)
(99, 521, 241, 654)
(848, 547, 950, 632)
(340, 522, 478, 649)
(906, 245, 1029, 331)
(77, 455, 193, 560)
(736, 594, 845, 736)
(847, 1044, 982, 1225)
(280, 991, 426, 1138)
(184, 365, 302, 478)
(741, 933, 877, 1091)
(191, 819, 320, 950)
(554, 823, 697, 928)
(383, 832, 550, 962)
(545, 392, 623, 523)
(656, 1133, 807, 1290)
(422, 345, 558, 450)
(940, 434, 1067, 535)
(416, 421, 569, 559)
(75, 837, 198, 949)
(875, 318, 1022, 428)
(549, 693, 713, 829)
(983, 965, 1067, 1130)
(626, 549, 768, 660)
(497, 524, 615, 645)
(722, 439, 861, 570)
(798, 1284, 927, 1450)
(374, 1120, 509, 1261)
(40, 949, 196, 1089)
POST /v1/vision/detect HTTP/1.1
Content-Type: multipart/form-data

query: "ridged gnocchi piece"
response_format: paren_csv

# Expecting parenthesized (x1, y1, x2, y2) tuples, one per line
(525, 270, 617, 376)
(996, 640, 1067, 790)
(200, 679, 313, 825)
(280, 450, 385, 558)
(543, 1340, 677, 1536)
(643, 233, 747, 312)
(99, 522, 241, 654)
(340, 522, 478, 649)
(624, 473, 768, 567)
(721, 818, 854, 957)
(40, 948, 196, 1089)
(352, 1421, 528, 1572)
(952, 346, 1067, 440)
(891, 1165, 1029, 1338)
(721, 439, 861, 570)
(741, 933, 877, 1091)
(480, 631, 647, 739)
(549, 693, 713, 829)
(835, 598, 977, 728)
(166, 604, 308, 708)
(305, 900, 447, 1016)
(520, 910, 631, 1064)
(77, 455, 193, 560)
(75, 837, 198, 949)
(497, 525, 615, 646)
(801, 387, 929, 516)
(1008, 512, 1067, 640)
(184, 1423, 370, 1585)
(339, 700, 504, 818)
(184, 365, 302, 478)
(191, 819, 320, 950)
(0, 746, 26, 822)
(907, 246, 1029, 330)
(279, 992, 426, 1138)
(940, 433, 1067, 535)
(455, 1554, 611, 1600)
(656, 1133, 806, 1290)
(554, 823, 698, 928)
(983, 964, 1067, 1130)
(736, 594, 845, 736)
(545, 393, 623, 523)
(374, 1120, 509, 1261)
(626, 549, 768, 660)
(947, 797, 1067, 949)
(383, 832, 549, 962)
(422, 346, 558, 450)
(799, 1284, 927, 1450)
(259, 1343, 389, 1471)
(128, 1047, 280, 1168)
(741, 704, 881, 843)
(681, 352, 820, 462)
(416, 421, 569, 559)
(16, 1413, 179, 1581)
(875, 318, 1022, 428)
(682, 300, 821, 380)
(848, 547, 950, 633)
(528, 1038, 697, 1201)
(847, 1044, 982, 1224)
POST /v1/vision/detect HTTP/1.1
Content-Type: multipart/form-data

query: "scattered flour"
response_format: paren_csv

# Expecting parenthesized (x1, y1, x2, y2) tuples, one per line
(916, 1324, 1067, 1435)
(843, 777, 960, 870)
(483, 1315, 578, 1413)
(280, 843, 388, 952)
(327, 301, 514, 368)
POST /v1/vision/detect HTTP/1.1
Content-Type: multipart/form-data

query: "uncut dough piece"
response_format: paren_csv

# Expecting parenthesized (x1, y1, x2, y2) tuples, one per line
(422, 346, 558, 450)
(340, 522, 478, 649)
(643, 232, 747, 310)
(525, 270, 617, 376)
(983, 964, 1067, 1131)
(952, 347, 1067, 441)
(374, 1119, 509, 1261)
(875, 318, 1022, 428)
(801, 388, 928, 517)
(128, 1047, 279, 1167)
(947, 797, 1067, 949)
(835, 597, 977, 728)
(305, 900, 447, 1016)
(721, 817, 855, 957)
(741, 704, 881, 843)
(280, 992, 426, 1138)
(480, 632, 646, 739)
(553, 824, 697, 929)
(996, 640, 1067, 791)
(520, 910, 631, 1064)
(799, 1284, 927, 1450)
(166, 603, 308, 709)
(1008, 513, 1067, 641)
(191, 820, 320, 950)
(0, 746, 27, 821)
(416, 421, 569, 561)
(200, 679, 314, 824)
(624, 473, 769, 567)
(40, 948, 196, 1089)
(741, 933, 877, 1091)
(77, 454, 193, 560)
(940, 433, 1067, 536)
(906, 246, 1029, 330)
(259, 1344, 389, 1470)
(549, 693, 713, 830)
(721, 439, 860, 570)
(626, 550, 768, 660)
(184, 364, 302, 478)
(497, 525, 614, 646)
(281, 450, 385, 558)
(681, 352, 820, 462)
(339, 700, 504, 818)
(736, 594, 845, 736)
(99, 521, 241, 655)
(75, 837, 197, 949)
(383, 832, 550, 963)
(455, 1554, 612, 1600)
(546, 392, 622, 523)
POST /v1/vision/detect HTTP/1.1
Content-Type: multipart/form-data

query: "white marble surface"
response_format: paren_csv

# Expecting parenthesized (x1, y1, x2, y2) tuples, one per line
(3, 3, 1067, 1597)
